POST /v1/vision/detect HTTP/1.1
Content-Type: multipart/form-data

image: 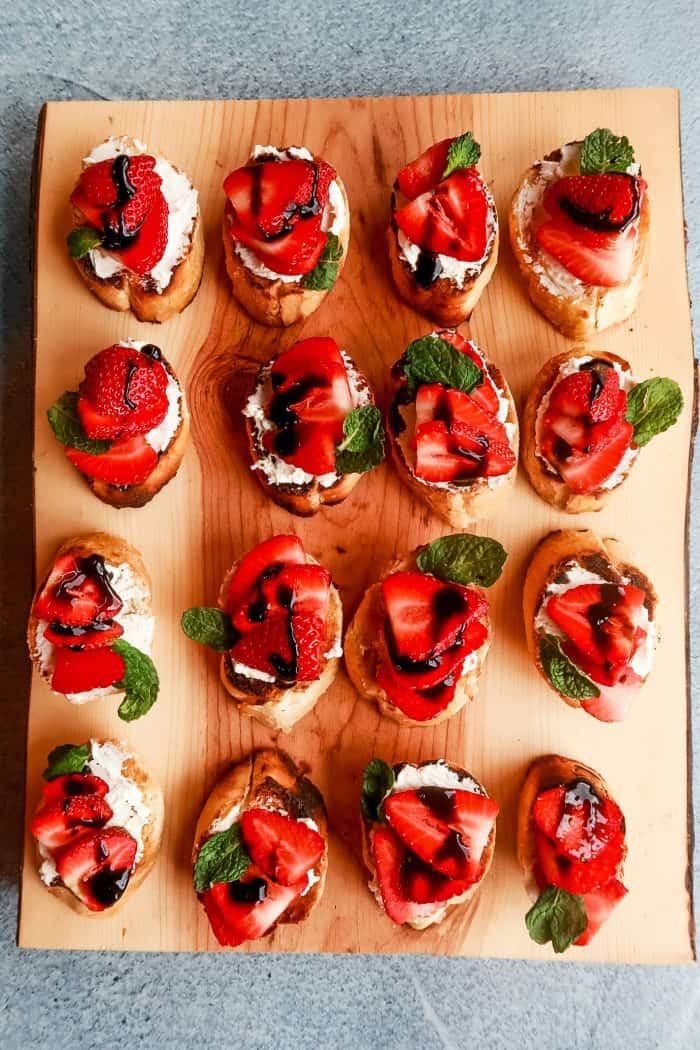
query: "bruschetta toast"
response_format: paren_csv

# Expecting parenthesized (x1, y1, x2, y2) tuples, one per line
(181, 535, 342, 732)
(47, 340, 189, 509)
(387, 329, 518, 527)
(509, 127, 649, 339)
(222, 145, 350, 326)
(67, 135, 204, 322)
(30, 739, 163, 916)
(518, 754, 628, 951)
(360, 757, 498, 929)
(344, 533, 506, 726)
(523, 529, 658, 722)
(193, 748, 327, 947)
(244, 336, 384, 515)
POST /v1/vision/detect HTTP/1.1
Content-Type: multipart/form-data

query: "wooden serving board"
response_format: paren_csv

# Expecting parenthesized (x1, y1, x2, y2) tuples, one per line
(22, 89, 695, 961)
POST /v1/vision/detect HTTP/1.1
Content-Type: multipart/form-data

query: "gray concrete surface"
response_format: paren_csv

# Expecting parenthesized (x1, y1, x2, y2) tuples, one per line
(1, 1, 698, 1047)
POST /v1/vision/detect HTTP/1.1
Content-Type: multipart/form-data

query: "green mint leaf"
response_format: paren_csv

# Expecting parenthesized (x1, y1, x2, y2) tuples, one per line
(181, 607, 237, 653)
(416, 533, 507, 588)
(580, 128, 635, 175)
(112, 640, 160, 722)
(47, 391, 112, 455)
(67, 226, 103, 259)
(525, 885, 588, 953)
(194, 824, 251, 892)
(539, 633, 599, 701)
(43, 743, 90, 780)
(625, 378, 683, 447)
(301, 232, 343, 291)
(361, 758, 395, 823)
(403, 335, 482, 397)
(335, 405, 385, 475)
(442, 131, 481, 178)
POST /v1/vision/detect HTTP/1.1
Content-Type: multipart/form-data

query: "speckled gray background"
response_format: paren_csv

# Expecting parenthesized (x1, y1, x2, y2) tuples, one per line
(1, 2, 698, 1047)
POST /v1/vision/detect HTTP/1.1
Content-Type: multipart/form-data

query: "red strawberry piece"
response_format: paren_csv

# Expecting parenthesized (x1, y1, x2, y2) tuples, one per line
(436, 329, 500, 416)
(113, 186, 168, 274)
(270, 336, 346, 387)
(229, 614, 292, 678)
(264, 421, 337, 475)
(415, 420, 480, 482)
(587, 366, 623, 423)
(241, 808, 324, 886)
(34, 553, 122, 627)
(394, 168, 489, 261)
(79, 345, 169, 440)
(580, 668, 643, 722)
(575, 877, 628, 945)
(202, 872, 306, 947)
(543, 174, 643, 234)
(395, 138, 454, 199)
(450, 422, 516, 477)
(43, 619, 123, 649)
(535, 826, 625, 895)
(224, 535, 305, 615)
(232, 563, 330, 633)
(532, 786, 567, 839)
(443, 388, 508, 445)
(376, 661, 458, 721)
(400, 850, 471, 903)
(51, 646, 125, 695)
(66, 434, 158, 486)
(41, 773, 109, 806)
(415, 384, 448, 427)
(290, 613, 326, 681)
(414, 390, 514, 481)
(546, 583, 645, 676)
(533, 782, 624, 862)
(55, 828, 137, 911)
(71, 155, 158, 222)
(31, 793, 113, 851)
(370, 825, 439, 926)
(555, 417, 634, 494)
(229, 214, 327, 276)
(536, 221, 637, 287)
(381, 571, 485, 662)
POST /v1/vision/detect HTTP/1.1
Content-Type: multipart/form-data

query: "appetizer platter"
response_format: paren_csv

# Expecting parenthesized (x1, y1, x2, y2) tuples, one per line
(22, 89, 695, 961)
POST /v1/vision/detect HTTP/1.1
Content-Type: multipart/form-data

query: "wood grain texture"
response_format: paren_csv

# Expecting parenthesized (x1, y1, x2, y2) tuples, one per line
(22, 90, 695, 961)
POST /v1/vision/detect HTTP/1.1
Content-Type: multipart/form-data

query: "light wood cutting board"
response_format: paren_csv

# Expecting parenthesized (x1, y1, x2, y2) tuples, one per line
(21, 89, 696, 961)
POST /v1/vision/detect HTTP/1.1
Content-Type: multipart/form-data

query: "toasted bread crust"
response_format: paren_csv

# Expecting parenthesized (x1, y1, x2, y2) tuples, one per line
(509, 147, 650, 340)
(387, 221, 499, 326)
(522, 529, 658, 709)
(217, 555, 342, 733)
(521, 347, 633, 513)
(222, 177, 350, 327)
(387, 348, 519, 527)
(516, 754, 625, 901)
(27, 532, 152, 694)
(37, 738, 164, 917)
(193, 749, 328, 935)
(360, 760, 496, 929)
(344, 550, 492, 727)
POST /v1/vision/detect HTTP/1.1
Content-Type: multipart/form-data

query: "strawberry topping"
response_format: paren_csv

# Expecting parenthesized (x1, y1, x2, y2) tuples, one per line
(51, 647, 126, 695)
(575, 877, 628, 945)
(66, 435, 159, 486)
(395, 138, 454, 199)
(55, 827, 137, 911)
(241, 809, 324, 886)
(35, 553, 122, 627)
(31, 773, 113, 851)
(202, 871, 306, 948)
(394, 168, 489, 262)
(78, 344, 169, 441)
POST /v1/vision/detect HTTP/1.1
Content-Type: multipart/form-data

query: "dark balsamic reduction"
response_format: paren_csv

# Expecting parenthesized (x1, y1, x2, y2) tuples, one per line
(123, 361, 138, 410)
(414, 250, 443, 288)
(580, 358, 613, 407)
(90, 867, 131, 907)
(585, 583, 626, 648)
(416, 786, 457, 821)
(383, 584, 467, 686)
(55, 555, 121, 615)
(101, 212, 143, 251)
(111, 154, 136, 205)
(229, 564, 299, 683)
(559, 174, 640, 233)
(388, 386, 414, 436)
(141, 343, 162, 362)
(229, 878, 267, 904)
(266, 372, 329, 466)
(63, 777, 94, 797)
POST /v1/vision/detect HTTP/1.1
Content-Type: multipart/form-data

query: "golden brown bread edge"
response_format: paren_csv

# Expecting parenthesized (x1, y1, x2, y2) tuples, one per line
(222, 177, 350, 327)
(27, 531, 152, 692)
(508, 154, 650, 340)
(344, 550, 492, 727)
(387, 220, 499, 327)
(360, 760, 496, 930)
(522, 528, 658, 710)
(35, 739, 164, 917)
(387, 346, 519, 528)
(521, 347, 632, 513)
(516, 753, 625, 902)
(193, 748, 328, 931)
(217, 555, 342, 733)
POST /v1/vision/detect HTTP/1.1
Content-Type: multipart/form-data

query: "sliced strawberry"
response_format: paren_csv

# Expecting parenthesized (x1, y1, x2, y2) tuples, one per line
(229, 615, 292, 678)
(535, 827, 624, 895)
(43, 619, 123, 649)
(536, 221, 637, 287)
(394, 168, 489, 261)
(41, 773, 109, 805)
(31, 794, 113, 850)
(396, 139, 453, 199)
(580, 668, 644, 722)
(381, 571, 484, 662)
(575, 877, 628, 945)
(400, 851, 471, 903)
(270, 336, 347, 388)
(264, 421, 337, 475)
(34, 554, 122, 627)
(290, 613, 326, 681)
(415, 420, 480, 482)
(51, 646, 125, 695)
(241, 809, 324, 886)
(232, 563, 330, 632)
(533, 782, 624, 862)
(202, 871, 306, 947)
(66, 434, 158, 486)
(55, 827, 137, 911)
(370, 825, 439, 926)
(414, 390, 514, 482)
(112, 186, 169, 274)
(415, 384, 448, 427)
(78, 344, 169, 439)
(555, 417, 634, 494)
(376, 661, 458, 721)
(547, 583, 645, 676)
(450, 422, 516, 477)
(224, 535, 305, 614)
(586, 365, 623, 423)
(72, 158, 120, 211)
(543, 174, 642, 234)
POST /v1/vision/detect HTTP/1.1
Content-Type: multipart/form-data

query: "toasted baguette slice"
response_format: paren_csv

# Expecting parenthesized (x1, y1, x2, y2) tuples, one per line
(218, 555, 342, 733)
(361, 759, 496, 930)
(516, 753, 625, 902)
(521, 348, 636, 513)
(509, 142, 650, 340)
(34, 738, 164, 917)
(387, 219, 499, 327)
(193, 748, 328, 935)
(71, 137, 204, 323)
(27, 531, 152, 699)
(387, 344, 519, 528)
(244, 349, 374, 516)
(71, 349, 190, 510)
(222, 177, 350, 327)
(523, 529, 658, 713)
(344, 550, 492, 727)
